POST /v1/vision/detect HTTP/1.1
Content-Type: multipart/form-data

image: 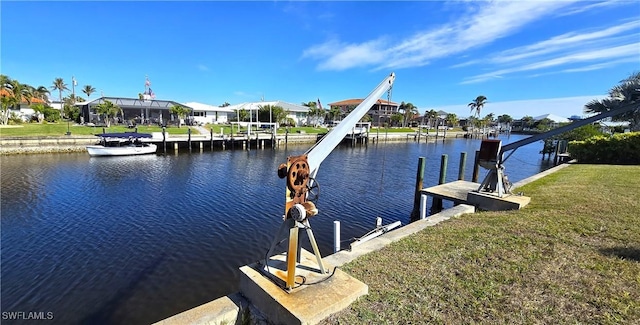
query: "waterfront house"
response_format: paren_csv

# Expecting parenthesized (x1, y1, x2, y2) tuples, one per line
(328, 98, 399, 126)
(183, 102, 234, 125)
(0, 88, 48, 122)
(225, 101, 310, 126)
(76, 97, 195, 126)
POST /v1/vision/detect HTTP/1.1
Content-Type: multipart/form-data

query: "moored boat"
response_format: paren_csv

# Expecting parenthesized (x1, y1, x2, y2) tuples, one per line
(86, 132, 157, 157)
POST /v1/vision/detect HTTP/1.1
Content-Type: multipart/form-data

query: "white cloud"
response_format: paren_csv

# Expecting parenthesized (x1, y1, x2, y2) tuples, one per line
(197, 64, 209, 71)
(456, 20, 640, 68)
(303, 38, 388, 70)
(561, 57, 640, 73)
(302, 0, 577, 71)
(557, 0, 629, 17)
(461, 42, 640, 84)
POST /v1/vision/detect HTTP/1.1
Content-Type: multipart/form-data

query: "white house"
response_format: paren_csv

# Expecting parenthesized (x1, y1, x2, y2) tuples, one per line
(225, 100, 310, 126)
(533, 114, 570, 123)
(183, 102, 234, 124)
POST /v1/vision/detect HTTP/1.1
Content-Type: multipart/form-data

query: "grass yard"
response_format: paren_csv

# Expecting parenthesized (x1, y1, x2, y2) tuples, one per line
(323, 164, 640, 324)
(0, 123, 192, 137)
(0, 123, 449, 138)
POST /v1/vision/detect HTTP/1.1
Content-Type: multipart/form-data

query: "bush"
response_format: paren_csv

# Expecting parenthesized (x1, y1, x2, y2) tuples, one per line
(551, 124, 604, 142)
(8, 112, 23, 124)
(569, 132, 640, 164)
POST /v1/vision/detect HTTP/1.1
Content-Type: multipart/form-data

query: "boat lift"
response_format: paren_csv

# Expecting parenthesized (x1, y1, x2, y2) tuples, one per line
(476, 101, 639, 197)
(262, 73, 396, 291)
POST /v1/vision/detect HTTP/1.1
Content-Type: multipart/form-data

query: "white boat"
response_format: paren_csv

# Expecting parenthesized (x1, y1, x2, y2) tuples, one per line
(86, 132, 157, 157)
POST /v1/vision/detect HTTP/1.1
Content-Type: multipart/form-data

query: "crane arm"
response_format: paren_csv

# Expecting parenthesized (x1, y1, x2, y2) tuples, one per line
(500, 102, 639, 161)
(306, 73, 395, 178)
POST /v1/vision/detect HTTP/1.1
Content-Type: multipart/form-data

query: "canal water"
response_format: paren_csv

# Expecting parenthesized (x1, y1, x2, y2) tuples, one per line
(1, 134, 552, 324)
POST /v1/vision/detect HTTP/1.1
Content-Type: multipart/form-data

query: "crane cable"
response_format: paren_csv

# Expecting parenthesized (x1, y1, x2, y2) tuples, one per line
(378, 87, 393, 198)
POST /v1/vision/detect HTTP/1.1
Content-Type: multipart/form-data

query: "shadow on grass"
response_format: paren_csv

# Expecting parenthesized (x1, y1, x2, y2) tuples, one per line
(600, 247, 640, 262)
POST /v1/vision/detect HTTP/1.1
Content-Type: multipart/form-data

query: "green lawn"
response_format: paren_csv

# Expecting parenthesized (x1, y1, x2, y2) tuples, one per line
(0, 122, 194, 137)
(323, 164, 640, 324)
(0, 122, 465, 138)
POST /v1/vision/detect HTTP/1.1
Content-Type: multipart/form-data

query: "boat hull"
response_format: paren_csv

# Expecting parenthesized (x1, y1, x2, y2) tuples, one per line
(86, 144, 158, 157)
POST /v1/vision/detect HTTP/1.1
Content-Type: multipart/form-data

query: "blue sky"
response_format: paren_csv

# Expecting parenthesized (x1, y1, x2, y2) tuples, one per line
(2, 1, 639, 119)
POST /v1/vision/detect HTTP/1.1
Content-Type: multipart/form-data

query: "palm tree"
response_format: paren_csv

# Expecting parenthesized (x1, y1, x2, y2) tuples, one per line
(399, 102, 418, 127)
(585, 71, 640, 131)
(302, 101, 321, 126)
(468, 95, 487, 118)
(329, 106, 341, 123)
(169, 104, 191, 128)
(51, 78, 69, 118)
(0, 75, 10, 92)
(497, 114, 513, 131)
(9, 79, 32, 106)
(51, 78, 68, 102)
(445, 113, 458, 128)
(0, 75, 17, 125)
(521, 115, 534, 130)
(95, 100, 121, 127)
(82, 85, 96, 99)
(35, 86, 50, 102)
(424, 109, 438, 130)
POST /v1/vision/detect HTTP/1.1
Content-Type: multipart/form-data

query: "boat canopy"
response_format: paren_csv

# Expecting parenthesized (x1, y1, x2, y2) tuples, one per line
(94, 132, 153, 138)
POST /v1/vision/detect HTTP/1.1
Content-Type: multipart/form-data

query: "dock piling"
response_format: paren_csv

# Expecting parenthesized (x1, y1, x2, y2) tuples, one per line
(188, 128, 192, 152)
(410, 157, 426, 221)
(472, 150, 480, 183)
(162, 127, 167, 153)
(433, 154, 448, 211)
(458, 152, 467, 180)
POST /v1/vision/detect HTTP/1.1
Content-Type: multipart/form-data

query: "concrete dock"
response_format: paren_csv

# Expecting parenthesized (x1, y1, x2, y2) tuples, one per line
(421, 180, 531, 211)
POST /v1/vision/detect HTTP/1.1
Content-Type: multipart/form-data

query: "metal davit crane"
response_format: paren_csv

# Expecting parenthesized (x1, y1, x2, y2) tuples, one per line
(262, 73, 396, 291)
(476, 101, 639, 198)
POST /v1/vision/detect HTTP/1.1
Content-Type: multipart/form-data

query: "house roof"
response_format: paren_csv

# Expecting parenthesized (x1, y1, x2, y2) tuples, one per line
(76, 96, 193, 111)
(0, 89, 46, 104)
(533, 114, 570, 123)
(183, 102, 234, 113)
(328, 98, 399, 107)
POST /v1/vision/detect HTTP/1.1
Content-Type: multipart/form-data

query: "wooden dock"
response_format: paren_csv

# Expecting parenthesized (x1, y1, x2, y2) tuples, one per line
(421, 180, 531, 211)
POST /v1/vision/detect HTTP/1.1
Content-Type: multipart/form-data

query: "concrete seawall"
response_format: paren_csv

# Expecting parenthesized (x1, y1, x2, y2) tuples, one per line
(153, 159, 574, 325)
(0, 137, 96, 155)
(0, 132, 467, 155)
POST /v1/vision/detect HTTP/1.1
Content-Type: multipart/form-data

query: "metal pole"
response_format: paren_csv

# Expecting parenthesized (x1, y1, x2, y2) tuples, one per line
(333, 221, 340, 253)
(458, 152, 467, 180)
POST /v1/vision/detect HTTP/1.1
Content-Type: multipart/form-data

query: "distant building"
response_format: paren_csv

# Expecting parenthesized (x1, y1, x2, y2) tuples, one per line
(0, 88, 47, 122)
(183, 102, 234, 124)
(533, 114, 570, 123)
(225, 101, 310, 126)
(328, 98, 399, 126)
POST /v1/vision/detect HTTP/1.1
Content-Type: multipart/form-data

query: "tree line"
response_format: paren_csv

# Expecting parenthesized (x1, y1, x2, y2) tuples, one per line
(0, 75, 97, 124)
